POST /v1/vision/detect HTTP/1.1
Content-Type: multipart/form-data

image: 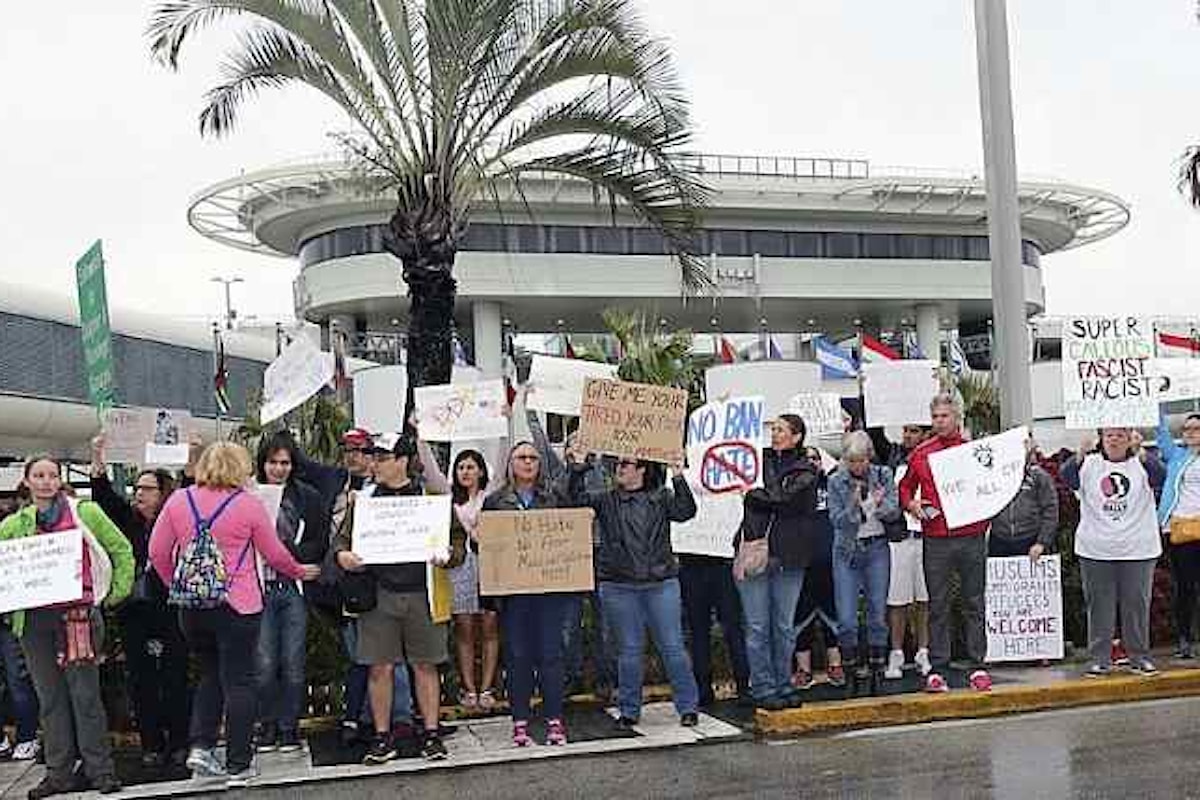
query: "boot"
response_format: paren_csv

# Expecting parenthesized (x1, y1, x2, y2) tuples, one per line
(868, 647, 888, 697)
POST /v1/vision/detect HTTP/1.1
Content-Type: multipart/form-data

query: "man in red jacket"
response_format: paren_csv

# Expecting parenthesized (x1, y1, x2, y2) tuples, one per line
(898, 395, 991, 694)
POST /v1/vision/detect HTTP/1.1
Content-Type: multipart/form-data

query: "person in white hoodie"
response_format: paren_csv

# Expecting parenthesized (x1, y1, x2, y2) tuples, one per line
(1061, 428, 1163, 677)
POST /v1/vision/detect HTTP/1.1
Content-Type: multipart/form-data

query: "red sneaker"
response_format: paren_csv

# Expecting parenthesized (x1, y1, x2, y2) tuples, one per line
(545, 718, 567, 746)
(925, 673, 949, 694)
(1111, 640, 1131, 668)
(512, 721, 533, 748)
(968, 670, 992, 692)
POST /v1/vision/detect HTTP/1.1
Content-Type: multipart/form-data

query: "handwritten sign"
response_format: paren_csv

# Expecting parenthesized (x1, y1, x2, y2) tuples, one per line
(862, 360, 940, 427)
(0, 530, 83, 613)
(261, 337, 335, 425)
(577, 378, 688, 464)
(102, 407, 192, 464)
(526, 355, 619, 416)
(414, 380, 508, 441)
(985, 555, 1064, 662)
(1062, 317, 1158, 429)
(478, 509, 595, 595)
(1154, 358, 1200, 403)
(928, 426, 1028, 530)
(788, 392, 845, 437)
(352, 495, 452, 565)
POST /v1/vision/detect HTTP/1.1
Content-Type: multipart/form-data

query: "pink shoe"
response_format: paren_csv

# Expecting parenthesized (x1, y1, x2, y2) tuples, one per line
(545, 718, 567, 746)
(968, 670, 992, 692)
(512, 720, 533, 748)
(925, 673, 949, 694)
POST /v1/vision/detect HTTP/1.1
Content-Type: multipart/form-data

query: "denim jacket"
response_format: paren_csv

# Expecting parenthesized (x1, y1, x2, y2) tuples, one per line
(1157, 411, 1199, 529)
(828, 465, 900, 558)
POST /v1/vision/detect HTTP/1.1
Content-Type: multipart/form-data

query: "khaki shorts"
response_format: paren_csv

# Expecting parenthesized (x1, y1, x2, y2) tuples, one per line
(356, 589, 448, 665)
(887, 536, 929, 606)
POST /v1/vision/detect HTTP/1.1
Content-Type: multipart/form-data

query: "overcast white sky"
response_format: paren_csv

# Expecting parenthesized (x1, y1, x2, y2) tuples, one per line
(2, 1, 1199, 329)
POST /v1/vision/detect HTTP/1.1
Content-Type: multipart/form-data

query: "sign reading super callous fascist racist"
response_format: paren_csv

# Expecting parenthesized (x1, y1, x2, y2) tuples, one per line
(1063, 317, 1159, 429)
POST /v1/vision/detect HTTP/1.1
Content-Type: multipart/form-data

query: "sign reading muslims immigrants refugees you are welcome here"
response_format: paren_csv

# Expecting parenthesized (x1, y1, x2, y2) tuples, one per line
(576, 378, 688, 465)
(1063, 316, 1158, 429)
(985, 555, 1064, 662)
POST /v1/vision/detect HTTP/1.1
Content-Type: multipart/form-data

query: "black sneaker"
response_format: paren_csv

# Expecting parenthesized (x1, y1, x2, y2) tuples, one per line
(338, 721, 361, 749)
(256, 723, 278, 753)
(680, 712, 699, 728)
(420, 732, 448, 761)
(362, 735, 397, 766)
(27, 775, 77, 800)
(94, 774, 122, 795)
(614, 716, 639, 731)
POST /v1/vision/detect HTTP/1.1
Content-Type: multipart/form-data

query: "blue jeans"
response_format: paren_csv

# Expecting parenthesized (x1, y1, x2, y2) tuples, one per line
(502, 594, 574, 721)
(599, 579, 699, 720)
(340, 621, 412, 726)
(563, 592, 615, 691)
(833, 537, 892, 657)
(736, 565, 805, 701)
(257, 582, 308, 735)
(0, 623, 38, 742)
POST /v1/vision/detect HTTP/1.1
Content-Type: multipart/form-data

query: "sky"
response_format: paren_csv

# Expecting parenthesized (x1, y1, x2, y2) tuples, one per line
(2, 1, 1199, 329)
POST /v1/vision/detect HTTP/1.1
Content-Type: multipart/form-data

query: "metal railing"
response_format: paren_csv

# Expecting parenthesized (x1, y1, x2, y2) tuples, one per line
(347, 331, 406, 365)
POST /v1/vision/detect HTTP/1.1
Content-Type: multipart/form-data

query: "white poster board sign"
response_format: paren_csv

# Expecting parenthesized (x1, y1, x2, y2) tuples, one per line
(526, 355, 619, 416)
(787, 392, 844, 437)
(102, 407, 192, 464)
(985, 555, 1064, 662)
(352, 495, 452, 565)
(260, 337, 335, 425)
(0, 530, 83, 614)
(414, 380, 508, 441)
(928, 426, 1029, 530)
(251, 483, 285, 526)
(1062, 317, 1157, 429)
(1154, 358, 1200, 403)
(862, 360, 940, 427)
(670, 397, 764, 558)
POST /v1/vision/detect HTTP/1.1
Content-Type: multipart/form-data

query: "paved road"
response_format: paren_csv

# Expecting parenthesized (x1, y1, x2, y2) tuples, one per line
(232, 697, 1200, 799)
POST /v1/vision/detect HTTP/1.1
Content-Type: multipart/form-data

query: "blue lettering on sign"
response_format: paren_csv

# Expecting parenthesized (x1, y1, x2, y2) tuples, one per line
(688, 407, 717, 446)
(723, 400, 763, 441)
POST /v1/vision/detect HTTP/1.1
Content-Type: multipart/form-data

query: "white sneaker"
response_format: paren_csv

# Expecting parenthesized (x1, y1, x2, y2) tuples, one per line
(12, 740, 40, 761)
(885, 649, 905, 680)
(0, 735, 12, 760)
(915, 648, 933, 677)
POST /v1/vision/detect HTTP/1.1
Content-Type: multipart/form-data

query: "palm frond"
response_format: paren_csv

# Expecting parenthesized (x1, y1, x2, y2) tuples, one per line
(602, 307, 695, 389)
(1180, 145, 1200, 208)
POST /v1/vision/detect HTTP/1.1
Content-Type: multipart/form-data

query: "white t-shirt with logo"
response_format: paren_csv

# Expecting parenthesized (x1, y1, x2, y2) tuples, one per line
(1075, 454, 1162, 561)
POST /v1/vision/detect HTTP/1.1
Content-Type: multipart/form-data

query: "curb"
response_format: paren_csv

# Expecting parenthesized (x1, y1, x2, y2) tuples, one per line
(755, 669, 1200, 736)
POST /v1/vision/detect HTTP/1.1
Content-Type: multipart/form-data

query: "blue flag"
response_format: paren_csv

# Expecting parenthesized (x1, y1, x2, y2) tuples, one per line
(768, 337, 783, 360)
(814, 336, 858, 380)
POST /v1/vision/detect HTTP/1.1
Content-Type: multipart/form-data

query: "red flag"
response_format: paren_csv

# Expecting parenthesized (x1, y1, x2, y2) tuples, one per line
(564, 335, 577, 360)
(860, 334, 901, 363)
(718, 336, 738, 364)
(1159, 332, 1200, 357)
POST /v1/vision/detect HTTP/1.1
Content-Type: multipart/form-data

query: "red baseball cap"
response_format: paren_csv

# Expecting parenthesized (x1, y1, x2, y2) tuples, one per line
(341, 428, 373, 448)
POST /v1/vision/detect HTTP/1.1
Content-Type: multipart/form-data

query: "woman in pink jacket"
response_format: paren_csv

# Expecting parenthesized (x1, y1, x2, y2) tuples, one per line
(150, 442, 319, 788)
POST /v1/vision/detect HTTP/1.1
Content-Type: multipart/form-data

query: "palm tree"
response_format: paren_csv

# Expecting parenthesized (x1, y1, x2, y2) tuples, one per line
(601, 306, 695, 391)
(149, 0, 710, 409)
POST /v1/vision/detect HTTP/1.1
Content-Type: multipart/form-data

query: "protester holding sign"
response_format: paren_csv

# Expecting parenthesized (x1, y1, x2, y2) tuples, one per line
(1157, 409, 1200, 659)
(481, 441, 577, 746)
(89, 436, 190, 770)
(735, 414, 820, 711)
(0, 457, 134, 799)
(1061, 429, 1162, 677)
(333, 433, 465, 765)
(253, 433, 330, 754)
(987, 443, 1059, 560)
(792, 449, 844, 692)
(567, 447, 701, 729)
(898, 396, 992, 694)
(828, 433, 900, 697)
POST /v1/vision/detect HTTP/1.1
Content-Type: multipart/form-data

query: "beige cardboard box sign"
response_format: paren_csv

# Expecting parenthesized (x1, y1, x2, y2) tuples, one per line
(576, 378, 688, 465)
(478, 508, 595, 596)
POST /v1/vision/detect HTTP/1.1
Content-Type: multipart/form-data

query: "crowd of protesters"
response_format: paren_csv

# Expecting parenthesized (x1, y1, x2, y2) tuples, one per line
(1, 385, 1197, 797)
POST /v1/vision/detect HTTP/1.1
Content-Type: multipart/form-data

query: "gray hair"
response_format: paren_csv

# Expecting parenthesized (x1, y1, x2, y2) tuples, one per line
(930, 393, 962, 419)
(841, 430, 875, 465)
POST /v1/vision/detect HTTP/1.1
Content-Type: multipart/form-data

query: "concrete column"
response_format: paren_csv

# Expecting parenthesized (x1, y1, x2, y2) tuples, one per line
(916, 304, 941, 363)
(472, 301, 504, 379)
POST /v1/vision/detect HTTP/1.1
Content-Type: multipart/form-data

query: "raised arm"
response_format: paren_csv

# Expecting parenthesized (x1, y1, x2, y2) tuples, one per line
(416, 437, 451, 495)
(526, 408, 566, 481)
(1157, 409, 1181, 465)
(665, 471, 697, 523)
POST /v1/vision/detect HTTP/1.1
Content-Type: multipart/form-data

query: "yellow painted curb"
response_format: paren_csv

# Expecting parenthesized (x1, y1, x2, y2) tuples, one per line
(756, 669, 1200, 736)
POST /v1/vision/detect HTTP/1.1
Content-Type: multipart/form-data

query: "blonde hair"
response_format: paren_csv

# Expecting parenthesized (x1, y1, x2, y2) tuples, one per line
(195, 442, 254, 490)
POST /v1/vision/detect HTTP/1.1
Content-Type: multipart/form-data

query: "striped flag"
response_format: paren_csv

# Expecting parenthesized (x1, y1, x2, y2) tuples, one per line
(717, 336, 738, 364)
(333, 330, 350, 393)
(948, 336, 970, 377)
(214, 332, 231, 415)
(903, 331, 924, 359)
(814, 336, 858, 380)
(452, 335, 469, 366)
(860, 334, 901, 363)
(563, 334, 577, 360)
(1158, 331, 1200, 357)
(768, 337, 783, 360)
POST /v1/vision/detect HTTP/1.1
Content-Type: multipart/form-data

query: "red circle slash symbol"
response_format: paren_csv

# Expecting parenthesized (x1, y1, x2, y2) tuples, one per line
(701, 442, 760, 493)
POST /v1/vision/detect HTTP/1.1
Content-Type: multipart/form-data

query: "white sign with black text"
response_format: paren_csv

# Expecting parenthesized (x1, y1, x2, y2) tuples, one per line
(985, 555, 1064, 662)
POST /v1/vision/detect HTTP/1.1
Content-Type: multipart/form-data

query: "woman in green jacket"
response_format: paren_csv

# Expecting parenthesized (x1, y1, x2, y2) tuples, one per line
(0, 456, 133, 799)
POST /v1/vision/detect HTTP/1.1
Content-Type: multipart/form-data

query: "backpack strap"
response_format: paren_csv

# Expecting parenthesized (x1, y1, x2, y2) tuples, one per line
(185, 488, 244, 532)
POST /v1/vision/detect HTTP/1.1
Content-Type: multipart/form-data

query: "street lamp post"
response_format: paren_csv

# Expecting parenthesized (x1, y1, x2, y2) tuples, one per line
(211, 276, 244, 331)
(974, 0, 1032, 428)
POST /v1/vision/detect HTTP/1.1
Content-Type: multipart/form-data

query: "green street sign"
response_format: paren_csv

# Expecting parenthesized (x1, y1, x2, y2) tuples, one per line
(75, 240, 116, 411)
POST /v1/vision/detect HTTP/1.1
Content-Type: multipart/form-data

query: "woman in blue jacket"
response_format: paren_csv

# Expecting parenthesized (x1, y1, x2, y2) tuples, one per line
(828, 432, 900, 696)
(1156, 409, 1200, 659)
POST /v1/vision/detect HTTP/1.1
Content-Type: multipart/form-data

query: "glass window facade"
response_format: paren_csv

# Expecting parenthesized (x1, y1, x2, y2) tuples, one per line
(299, 223, 1043, 269)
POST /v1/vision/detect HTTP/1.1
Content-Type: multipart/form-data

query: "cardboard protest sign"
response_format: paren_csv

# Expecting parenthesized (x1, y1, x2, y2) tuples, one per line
(0, 530, 83, 614)
(414, 380, 508, 441)
(102, 407, 192, 464)
(260, 337, 335, 425)
(862, 360, 940, 427)
(1154, 358, 1200, 403)
(526, 355, 619, 417)
(985, 555, 1064, 662)
(577, 378, 688, 464)
(478, 509, 595, 595)
(670, 397, 763, 558)
(928, 426, 1028, 530)
(788, 392, 845, 437)
(1062, 317, 1158, 429)
(352, 495, 452, 565)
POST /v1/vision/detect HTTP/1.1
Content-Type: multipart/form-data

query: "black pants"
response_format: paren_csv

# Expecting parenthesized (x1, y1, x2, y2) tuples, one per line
(679, 559, 750, 704)
(121, 604, 190, 756)
(923, 536, 987, 671)
(1171, 542, 1200, 644)
(989, 533, 1039, 558)
(180, 607, 260, 773)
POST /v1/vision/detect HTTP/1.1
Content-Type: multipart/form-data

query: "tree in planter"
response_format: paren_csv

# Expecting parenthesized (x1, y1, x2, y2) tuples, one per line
(602, 307, 696, 391)
(150, 0, 710, 410)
